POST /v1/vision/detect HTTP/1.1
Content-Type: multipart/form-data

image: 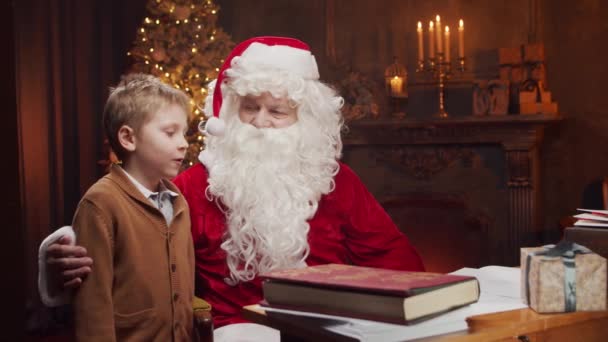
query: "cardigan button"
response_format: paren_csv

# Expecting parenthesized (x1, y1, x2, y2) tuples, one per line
(171, 264, 176, 272)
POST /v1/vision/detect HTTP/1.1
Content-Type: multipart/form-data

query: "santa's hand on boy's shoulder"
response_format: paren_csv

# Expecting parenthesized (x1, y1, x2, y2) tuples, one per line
(46, 235, 93, 289)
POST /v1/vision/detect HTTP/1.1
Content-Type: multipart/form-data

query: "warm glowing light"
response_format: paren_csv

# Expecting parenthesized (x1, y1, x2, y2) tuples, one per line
(417, 21, 422, 30)
(165, 72, 170, 77)
(192, 48, 198, 53)
(459, 19, 464, 29)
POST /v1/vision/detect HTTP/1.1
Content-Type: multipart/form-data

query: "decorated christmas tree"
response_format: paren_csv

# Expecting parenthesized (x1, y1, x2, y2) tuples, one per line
(127, 0, 234, 169)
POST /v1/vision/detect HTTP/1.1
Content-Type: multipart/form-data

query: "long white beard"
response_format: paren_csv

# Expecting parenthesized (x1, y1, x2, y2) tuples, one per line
(205, 116, 338, 284)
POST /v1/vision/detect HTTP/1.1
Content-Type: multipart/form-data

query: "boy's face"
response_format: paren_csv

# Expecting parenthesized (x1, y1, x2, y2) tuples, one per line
(238, 92, 298, 129)
(132, 103, 189, 180)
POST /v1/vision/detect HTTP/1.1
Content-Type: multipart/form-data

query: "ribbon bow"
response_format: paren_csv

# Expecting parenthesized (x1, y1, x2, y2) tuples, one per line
(525, 240, 592, 312)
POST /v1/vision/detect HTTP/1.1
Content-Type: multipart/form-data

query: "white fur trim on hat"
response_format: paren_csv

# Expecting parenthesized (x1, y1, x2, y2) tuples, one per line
(38, 226, 76, 307)
(240, 42, 319, 80)
(205, 116, 225, 137)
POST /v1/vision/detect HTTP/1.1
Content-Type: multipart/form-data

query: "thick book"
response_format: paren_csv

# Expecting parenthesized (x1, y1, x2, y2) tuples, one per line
(564, 226, 608, 259)
(259, 263, 480, 325)
(573, 209, 608, 228)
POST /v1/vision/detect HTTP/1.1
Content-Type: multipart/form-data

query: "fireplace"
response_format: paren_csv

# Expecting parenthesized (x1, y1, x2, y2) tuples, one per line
(342, 114, 560, 270)
(381, 192, 491, 273)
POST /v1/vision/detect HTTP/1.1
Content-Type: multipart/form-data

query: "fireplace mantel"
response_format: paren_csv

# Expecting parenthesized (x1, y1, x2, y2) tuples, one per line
(343, 114, 562, 266)
(344, 114, 560, 147)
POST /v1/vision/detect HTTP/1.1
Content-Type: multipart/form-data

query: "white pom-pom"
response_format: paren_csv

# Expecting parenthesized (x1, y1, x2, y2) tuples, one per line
(205, 116, 225, 136)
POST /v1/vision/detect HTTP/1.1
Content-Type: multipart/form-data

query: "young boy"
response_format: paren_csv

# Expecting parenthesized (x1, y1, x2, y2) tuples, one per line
(71, 73, 194, 341)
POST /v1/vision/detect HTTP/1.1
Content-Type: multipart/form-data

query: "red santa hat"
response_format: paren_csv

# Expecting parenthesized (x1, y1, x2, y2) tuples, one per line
(203, 36, 320, 137)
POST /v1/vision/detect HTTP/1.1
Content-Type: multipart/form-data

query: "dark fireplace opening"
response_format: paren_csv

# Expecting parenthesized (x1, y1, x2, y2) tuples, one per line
(382, 192, 491, 273)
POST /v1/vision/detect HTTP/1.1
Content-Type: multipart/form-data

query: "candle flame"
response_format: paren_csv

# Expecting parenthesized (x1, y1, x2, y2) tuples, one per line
(429, 21, 434, 29)
(445, 26, 450, 33)
(418, 21, 422, 29)
(459, 19, 464, 28)
(436, 15, 440, 22)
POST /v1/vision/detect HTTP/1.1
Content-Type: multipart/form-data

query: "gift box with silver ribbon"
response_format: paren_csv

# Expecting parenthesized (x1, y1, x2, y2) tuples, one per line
(520, 241, 607, 313)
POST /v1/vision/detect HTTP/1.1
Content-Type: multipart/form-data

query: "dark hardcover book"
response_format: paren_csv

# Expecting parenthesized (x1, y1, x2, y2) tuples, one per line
(259, 263, 480, 325)
(564, 226, 608, 259)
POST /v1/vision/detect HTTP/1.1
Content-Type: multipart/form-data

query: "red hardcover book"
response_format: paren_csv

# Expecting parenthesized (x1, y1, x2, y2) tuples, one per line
(259, 263, 480, 324)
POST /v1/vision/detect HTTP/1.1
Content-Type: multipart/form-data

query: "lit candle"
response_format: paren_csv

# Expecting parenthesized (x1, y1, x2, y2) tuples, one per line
(458, 19, 465, 58)
(428, 21, 435, 59)
(390, 76, 403, 95)
(435, 15, 443, 54)
(444, 26, 450, 63)
(417, 21, 424, 61)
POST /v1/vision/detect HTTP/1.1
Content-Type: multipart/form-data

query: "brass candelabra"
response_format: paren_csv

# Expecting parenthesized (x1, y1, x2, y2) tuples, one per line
(416, 53, 465, 118)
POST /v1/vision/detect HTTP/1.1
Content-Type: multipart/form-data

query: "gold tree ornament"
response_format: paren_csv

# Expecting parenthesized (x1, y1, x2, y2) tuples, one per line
(127, 0, 234, 169)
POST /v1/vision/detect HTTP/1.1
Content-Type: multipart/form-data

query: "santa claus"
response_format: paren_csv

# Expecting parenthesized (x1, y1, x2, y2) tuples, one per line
(39, 36, 424, 341)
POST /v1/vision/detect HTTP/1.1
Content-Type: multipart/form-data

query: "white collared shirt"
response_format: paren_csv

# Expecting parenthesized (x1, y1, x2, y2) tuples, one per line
(121, 168, 178, 225)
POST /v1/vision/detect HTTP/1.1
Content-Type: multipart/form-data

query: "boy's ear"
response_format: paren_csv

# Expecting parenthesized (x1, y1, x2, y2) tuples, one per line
(117, 125, 136, 152)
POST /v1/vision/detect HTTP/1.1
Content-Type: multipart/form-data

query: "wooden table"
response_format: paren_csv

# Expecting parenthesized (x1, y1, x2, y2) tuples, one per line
(243, 305, 608, 341)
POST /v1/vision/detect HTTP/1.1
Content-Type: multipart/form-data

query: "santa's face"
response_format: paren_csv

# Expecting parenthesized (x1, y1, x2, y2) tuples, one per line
(205, 108, 339, 284)
(238, 92, 298, 129)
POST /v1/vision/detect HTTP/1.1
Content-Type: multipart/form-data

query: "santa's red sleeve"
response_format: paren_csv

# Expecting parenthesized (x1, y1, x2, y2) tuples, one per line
(172, 164, 209, 245)
(335, 163, 425, 272)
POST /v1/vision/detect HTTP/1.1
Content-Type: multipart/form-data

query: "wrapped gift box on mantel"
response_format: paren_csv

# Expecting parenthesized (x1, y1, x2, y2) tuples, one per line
(518, 43, 558, 115)
(520, 241, 607, 313)
(498, 43, 558, 115)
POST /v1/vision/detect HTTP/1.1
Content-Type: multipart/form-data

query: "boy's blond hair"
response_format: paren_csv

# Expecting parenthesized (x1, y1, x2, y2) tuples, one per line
(103, 73, 191, 160)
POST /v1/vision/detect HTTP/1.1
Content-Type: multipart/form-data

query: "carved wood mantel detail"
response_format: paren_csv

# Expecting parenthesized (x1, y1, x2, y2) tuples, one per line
(375, 147, 475, 180)
(343, 114, 561, 265)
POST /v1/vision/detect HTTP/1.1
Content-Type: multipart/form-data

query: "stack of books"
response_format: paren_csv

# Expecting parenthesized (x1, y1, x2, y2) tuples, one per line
(259, 263, 480, 325)
(573, 208, 608, 228)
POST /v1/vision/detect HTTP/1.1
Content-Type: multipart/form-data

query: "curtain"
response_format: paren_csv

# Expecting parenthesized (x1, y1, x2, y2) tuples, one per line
(14, 0, 146, 316)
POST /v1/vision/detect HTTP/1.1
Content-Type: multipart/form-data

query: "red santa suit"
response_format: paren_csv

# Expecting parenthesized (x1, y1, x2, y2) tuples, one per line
(173, 162, 424, 328)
